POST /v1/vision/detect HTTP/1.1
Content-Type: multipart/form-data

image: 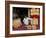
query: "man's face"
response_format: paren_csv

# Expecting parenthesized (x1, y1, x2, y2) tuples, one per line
(13, 18, 22, 29)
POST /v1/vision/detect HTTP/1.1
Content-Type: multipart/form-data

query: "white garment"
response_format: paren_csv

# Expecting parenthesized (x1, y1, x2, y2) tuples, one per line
(23, 17, 32, 25)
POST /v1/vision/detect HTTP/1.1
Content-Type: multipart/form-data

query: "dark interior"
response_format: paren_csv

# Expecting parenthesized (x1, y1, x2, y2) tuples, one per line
(13, 7, 28, 22)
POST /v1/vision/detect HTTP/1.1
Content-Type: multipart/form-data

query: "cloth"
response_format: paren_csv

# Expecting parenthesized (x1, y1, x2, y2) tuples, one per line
(23, 17, 32, 25)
